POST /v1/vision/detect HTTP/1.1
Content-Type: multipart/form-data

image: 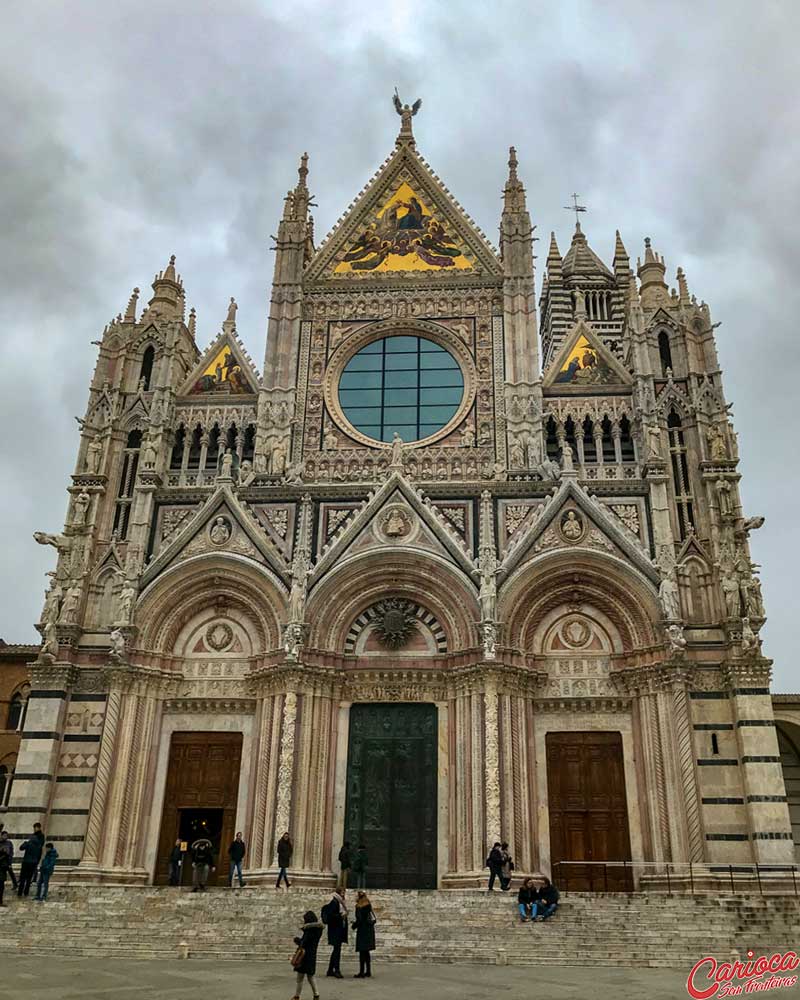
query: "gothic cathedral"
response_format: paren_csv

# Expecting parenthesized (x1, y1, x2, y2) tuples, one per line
(9, 102, 793, 889)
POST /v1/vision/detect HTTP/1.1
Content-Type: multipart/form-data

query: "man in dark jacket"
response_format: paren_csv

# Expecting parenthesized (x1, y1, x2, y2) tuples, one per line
(352, 844, 368, 890)
(35, 843, 58, 901)
(0, 845, 10, 906)
(338, 840, 352, 889)
(322, 888, 348, 978)
(17, 823, 45, 897)
(168, 839, 183, 886)
(0, 830, 17, 891)
(517, 877, 535, 921)
(486, 841, 503, 890)
(533, 877, 560, 921)
(190, 838, 214, 892)
(228, 832, 246, 888)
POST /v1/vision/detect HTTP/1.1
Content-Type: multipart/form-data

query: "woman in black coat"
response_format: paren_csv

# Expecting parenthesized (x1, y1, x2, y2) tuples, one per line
(292, 910, 323, 999)
(351, 891, 376, 978)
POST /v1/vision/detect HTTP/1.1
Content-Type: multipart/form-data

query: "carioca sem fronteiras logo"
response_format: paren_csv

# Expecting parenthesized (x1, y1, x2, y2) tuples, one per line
(686, 950, 799, 997)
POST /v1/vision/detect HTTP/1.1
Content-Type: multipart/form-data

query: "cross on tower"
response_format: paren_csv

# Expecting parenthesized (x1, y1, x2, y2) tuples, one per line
(564, 193, 587, 224)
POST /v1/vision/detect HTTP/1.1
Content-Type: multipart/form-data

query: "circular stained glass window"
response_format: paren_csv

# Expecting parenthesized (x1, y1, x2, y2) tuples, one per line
(338, 335, 465, 444)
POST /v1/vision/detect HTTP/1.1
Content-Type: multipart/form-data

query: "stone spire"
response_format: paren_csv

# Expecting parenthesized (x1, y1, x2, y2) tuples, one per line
(187, 307, 197, 338)
(637, 238, 669, 309)
(124, 287, 139, 323)
(547, 232, 563, 278)
(146, 254, 184, 318)
(676, 266, 691, 305)
(613, 230, 630, 275)
(502, 146, 527, 215)
(562, 221, 612, 279)
(293, 152, 310, 221)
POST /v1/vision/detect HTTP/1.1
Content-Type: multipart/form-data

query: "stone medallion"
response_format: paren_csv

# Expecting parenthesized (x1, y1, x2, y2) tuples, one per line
(560, 616, 591, 648)
(371, 598, 417, 649)
(208, 515, 233, 546)
(378, 505, 414, 542)
(206, 621, 234, 651)
(559, 510, 585, 544)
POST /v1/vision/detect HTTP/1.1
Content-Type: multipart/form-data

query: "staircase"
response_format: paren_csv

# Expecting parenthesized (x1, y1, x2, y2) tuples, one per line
(2, 886, 799, 968)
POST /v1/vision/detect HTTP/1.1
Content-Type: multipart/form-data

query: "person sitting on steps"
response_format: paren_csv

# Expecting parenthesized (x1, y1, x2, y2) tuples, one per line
(532, 876, 560, 921)
(517, 877, 536, 922)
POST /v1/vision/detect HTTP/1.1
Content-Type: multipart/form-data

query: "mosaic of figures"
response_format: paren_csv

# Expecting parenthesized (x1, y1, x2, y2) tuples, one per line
(190, 345, 255, 395)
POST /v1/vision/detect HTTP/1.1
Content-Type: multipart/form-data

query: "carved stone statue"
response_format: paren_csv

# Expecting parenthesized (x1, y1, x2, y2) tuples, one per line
(142, 438, 158, 469)
(226, 296, 237, 324)
(115, 576, 137, 624)
(109, 627, 127, 662)
(659, 573, 681, 620)
(41, 577, 63, 623)
(283, 622, 304, 661)
(561, 442, 575, 473)
(85, 435, 104, 474)
(219, 449, 234, 479)
(390, 432, 405, 468)
(715, 478, 733, 516)
(741, 617, 758, 652)
(666, 623, 687, 655)
(707, 424, 728, 462)
(59, 583, 82, 624)
(285, 460, 304, 485)
(482, 621, 497, 661)
(479, 560, 497, 621)
(271, 441, 287, 476)
(747, 575, 765, 618)
(239, 459, 253, 483)
(535, 458, 561, 481)
(509, 440, 525, 468)
(743, 516, 765, 534)
(462, 427, 475, 449)
(393, 89, 422, 136)
(721, 571, 741, 618)
(40, 621, 59, 660)
(646, 424, 662, 459)
(383, 509, 410, 538)
(72, 490, 91, 526)
(561, 510, 583, 541)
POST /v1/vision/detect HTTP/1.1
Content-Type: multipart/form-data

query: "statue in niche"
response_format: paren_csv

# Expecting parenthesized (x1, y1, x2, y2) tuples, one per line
(509, 439, 525, 468)
(209, 516, 232, 546)
(85, 435, 104, 474)
(715, 478, 733, 516)
(721, 571, 741, 618)
(142, 437, 158, 469)
(707, 424, 728, 462)
(40, 621, 59, 660)
(462, 427, 475, 448)
(219, 449, 234, 478)
(646, 424, 662, 459)
(560, 442, 575, 473)
(482, 621, 497, 661)
(72, 491, 91, 526)
(283, 622, 304, 661)
(390, 433, 405, 468)
(666, 623, 687, 655)
(271, 440, 287, 476)
(741, 617, 758, 652)
(747, 575, 765, 618)
(383, 508, 410, 539)
(658, 572, 681, 620)
(114, 574, 137, 624)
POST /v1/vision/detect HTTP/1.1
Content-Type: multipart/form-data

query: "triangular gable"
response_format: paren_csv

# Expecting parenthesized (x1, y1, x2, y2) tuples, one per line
(307, 144, 502, 281)
(543, 319, 632, 391)
(139, 484, 289, 590)
(676, 532, 712, 567)
(309, 471, 476, 586)
(646, 307, 682, 334)
(178, 331, 260, 397)
(498, 476, 660, 586)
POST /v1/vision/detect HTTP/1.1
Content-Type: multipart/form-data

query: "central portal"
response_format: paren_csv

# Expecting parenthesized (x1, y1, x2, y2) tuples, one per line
(345, 703, 437, 889)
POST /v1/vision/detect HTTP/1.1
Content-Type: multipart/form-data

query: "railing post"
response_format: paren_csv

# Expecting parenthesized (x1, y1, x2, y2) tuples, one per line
(666, 863, 671, 897)
(793, 866, 797, 898)
(729, 865, 735, 894)
(755, 862, 762, 896)
(603, 863, 608, 893)
(689, 860, 694, 896)
(623, 859, 628, 893)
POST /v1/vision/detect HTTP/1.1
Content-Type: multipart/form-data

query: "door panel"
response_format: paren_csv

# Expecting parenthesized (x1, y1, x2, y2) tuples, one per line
(156, 732, 243, 885)
(345, 703, 437, 889)
(546, 731, 632, 891)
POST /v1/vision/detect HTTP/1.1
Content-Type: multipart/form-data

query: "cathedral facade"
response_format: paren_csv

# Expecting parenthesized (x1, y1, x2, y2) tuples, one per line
(6, 104, 794, 889)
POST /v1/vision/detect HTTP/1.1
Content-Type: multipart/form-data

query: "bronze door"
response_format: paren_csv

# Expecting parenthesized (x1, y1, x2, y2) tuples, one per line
(155, 731, 243, 885)
(546, 731, 632, 891)
(345, 703, 437, 889)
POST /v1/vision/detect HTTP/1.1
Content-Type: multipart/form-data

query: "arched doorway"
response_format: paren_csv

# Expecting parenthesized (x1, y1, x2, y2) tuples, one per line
(776, 721, 800, 860)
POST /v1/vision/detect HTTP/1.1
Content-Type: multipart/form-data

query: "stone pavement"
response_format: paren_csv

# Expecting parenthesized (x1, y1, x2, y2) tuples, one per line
(0, 957, 697, 1000)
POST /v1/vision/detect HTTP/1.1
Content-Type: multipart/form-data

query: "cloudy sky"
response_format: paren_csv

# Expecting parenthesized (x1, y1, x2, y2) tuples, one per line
(2, 1, 798, 688)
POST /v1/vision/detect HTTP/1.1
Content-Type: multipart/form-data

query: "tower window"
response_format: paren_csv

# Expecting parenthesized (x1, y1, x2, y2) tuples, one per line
(667, 409, 695, 539)
(658, 331, 673, 376)
(140, 345, 155, 391)
(582, 417, 597, 462)
(7, 691, 26, 731)
(545, 417, 560, 461)
(112, 429, 141, 539)
(620, 416, 635, 462)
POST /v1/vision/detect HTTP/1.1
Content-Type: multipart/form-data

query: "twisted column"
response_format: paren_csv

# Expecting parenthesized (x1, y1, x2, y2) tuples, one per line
(80, 688, 121, 866)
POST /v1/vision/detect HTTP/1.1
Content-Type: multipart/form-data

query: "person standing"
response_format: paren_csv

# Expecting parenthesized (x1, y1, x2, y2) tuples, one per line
(17, 823, 45, 897)
(352, 843, 368, 890)
(0, 843, 9, 907)
(337, 841, 352, 890)
(276, 831, 293, 889)
(0, 830, 17, 892)
(35, 843, 58, 902)
(486, 841, 503, 891)
(168, 839, 183, 886)
(500, 841, 514, 891)
(323, 888, 348, 979)
(291, 909, 323, 1000)
(228, 832, 246, 888)
(190, 837, 215, 892)
(351, 891, 376, 979)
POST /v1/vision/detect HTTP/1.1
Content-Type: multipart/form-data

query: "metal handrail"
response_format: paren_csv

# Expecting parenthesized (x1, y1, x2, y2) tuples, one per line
(552, 859, 800, 896)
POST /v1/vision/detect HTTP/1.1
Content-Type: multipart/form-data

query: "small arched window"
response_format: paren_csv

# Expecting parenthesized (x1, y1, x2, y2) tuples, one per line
(140, 345, 156, 391)
(7, 692, 25, 731)
(658, 331, 673, 376)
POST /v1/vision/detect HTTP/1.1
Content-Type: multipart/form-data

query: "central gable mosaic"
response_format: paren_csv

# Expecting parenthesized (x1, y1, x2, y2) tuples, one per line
(332, 181, 474, 275)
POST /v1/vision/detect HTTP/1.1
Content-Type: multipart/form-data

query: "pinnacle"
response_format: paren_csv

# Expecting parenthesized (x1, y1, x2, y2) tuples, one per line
(614, 230, 629, 260)
(124, 287, 140, 323)
(548, 232, 561, 259)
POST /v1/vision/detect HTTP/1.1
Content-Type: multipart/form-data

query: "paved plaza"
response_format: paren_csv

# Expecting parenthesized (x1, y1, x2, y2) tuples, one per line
(0, 957, 706, 1000)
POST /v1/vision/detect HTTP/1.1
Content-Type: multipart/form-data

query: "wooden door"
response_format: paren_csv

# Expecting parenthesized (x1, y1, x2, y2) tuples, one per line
(155, 732, 243, 885)
(546, 731, 632, 891)
(345, 703, 438, 889)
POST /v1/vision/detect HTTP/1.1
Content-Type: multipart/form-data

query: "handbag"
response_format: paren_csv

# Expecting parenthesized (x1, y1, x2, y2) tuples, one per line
(290, 945, 305, 969)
